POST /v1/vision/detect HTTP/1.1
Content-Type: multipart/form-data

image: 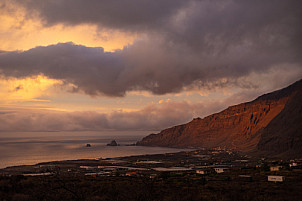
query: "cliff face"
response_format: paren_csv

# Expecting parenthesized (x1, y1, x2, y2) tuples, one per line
(137, 79, 302, 155)
(257, 88, 302, 156)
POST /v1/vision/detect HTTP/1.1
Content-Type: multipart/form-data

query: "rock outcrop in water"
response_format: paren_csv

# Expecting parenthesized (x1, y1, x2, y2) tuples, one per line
(107, 140, 119, 146)
(137, 79, 302, 157)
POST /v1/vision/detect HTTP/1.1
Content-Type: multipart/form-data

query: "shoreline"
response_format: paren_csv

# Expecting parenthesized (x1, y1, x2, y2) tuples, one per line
(0, 146, 195, 171)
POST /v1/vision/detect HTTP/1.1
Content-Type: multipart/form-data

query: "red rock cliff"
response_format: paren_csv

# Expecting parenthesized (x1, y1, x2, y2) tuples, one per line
(137, 79, 302, 153)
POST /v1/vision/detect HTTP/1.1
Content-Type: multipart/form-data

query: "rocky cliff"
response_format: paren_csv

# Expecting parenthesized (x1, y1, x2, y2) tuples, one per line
(137, 79, 302, 155)
(257, 85, 302, 157)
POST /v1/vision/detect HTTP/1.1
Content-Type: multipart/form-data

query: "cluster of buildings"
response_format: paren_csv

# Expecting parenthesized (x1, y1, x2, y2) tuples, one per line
(2, 149, 302, 184)
(67, 150, 302, 183)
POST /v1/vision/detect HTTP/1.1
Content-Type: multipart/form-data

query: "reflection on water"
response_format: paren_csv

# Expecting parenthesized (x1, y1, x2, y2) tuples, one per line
(0, 131, 189, 168)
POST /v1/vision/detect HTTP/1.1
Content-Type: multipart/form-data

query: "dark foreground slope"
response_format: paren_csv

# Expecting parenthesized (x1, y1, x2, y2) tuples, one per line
(137, 79, 302, 156)
(257, 85, 302, 157)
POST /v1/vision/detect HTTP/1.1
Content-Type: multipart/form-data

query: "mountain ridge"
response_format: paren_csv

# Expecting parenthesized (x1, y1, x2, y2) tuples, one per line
(137, 79, 302, 157)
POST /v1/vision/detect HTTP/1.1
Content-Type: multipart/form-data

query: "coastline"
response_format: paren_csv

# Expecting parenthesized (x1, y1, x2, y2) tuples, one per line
(0, 149, 194, 175)
(0, 145, 194, 170)
(0, 131, 189, 169)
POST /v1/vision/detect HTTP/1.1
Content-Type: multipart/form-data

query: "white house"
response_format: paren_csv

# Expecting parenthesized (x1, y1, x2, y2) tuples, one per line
(214, 168, 228, 173)
(196, 169, 207, 174)
(80, 166, 98, 170)
(270, 166, 281, 171)
(289, 163, 298, 167)
(268, 175, 285, 182)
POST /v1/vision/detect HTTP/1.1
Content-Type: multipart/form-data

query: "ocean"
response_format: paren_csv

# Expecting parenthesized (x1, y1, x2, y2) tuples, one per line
(0, 131, 189, 169)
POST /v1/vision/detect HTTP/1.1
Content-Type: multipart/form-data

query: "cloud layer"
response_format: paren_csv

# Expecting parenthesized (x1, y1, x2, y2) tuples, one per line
(0, 0, 301, 97)
(0, 100, 217, 132)
(0, 0, 301, 96)
(10, 0, 188, 31)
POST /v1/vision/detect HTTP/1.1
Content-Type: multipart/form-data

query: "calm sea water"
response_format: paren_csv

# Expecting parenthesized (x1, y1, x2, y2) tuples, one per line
(0, 131, 189, 169)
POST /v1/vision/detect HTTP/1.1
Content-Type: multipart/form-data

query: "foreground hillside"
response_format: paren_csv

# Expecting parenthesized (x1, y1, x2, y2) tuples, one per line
(137, 79, 302, 157)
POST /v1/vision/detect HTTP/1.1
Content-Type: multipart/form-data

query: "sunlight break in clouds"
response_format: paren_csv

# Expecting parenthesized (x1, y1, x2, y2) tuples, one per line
(0, 2, 136, 52)
(0, 75, 61, 104)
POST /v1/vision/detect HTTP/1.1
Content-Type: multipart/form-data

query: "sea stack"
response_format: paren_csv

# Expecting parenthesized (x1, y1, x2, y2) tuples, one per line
(107, 140, 118, 146)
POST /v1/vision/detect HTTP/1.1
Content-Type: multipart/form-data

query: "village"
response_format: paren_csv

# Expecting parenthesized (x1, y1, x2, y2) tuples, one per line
(1, 149, 302, 200)
(2, 149, 302, 182)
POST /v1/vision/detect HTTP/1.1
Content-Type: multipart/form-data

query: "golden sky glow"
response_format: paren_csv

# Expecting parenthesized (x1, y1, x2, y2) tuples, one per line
(0, 6, 136, 52)
(0, 3, 140, 113)
(0, 75, 61, 104)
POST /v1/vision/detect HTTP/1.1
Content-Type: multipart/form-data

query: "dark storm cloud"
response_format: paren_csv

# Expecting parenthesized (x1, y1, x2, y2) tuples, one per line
(10, 0, 302, 51)
(0, 43, 129, 96)
(0, 38, 301, 96)
(0, 0, 302, 96)
(9, 0, 189, 31)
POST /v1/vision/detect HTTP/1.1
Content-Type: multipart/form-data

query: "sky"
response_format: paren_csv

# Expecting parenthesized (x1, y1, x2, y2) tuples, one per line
(0, 0, 301, 132)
